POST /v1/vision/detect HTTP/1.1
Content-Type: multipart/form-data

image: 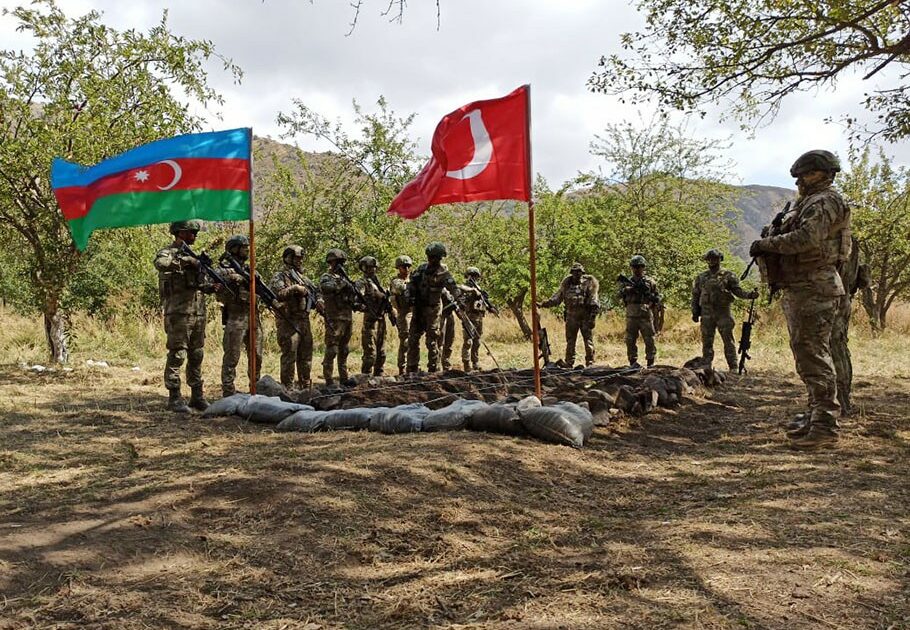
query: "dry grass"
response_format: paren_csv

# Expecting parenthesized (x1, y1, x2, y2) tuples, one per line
(1, 304, 909, 629)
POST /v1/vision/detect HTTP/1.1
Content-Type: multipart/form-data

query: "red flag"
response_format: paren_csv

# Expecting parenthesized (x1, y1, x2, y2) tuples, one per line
(388, 85, 530, 219)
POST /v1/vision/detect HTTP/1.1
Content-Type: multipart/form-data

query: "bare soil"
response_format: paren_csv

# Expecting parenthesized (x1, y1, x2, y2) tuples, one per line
(1, 365, 908, 629)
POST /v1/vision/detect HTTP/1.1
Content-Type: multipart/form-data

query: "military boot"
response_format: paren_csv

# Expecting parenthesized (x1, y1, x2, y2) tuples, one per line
(784, 412, 810, 437)
(167, 389, 190, 413)
(189, 386, 210, 411)
(464, 361, 472, 372)
(297, 379, 312, 391)
(790, 424, 838, 450)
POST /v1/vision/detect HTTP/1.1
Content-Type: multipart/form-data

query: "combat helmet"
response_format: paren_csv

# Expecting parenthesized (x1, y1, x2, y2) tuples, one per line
(790, 150, 841, 177)
(169, 219, 201, 235)
(630, 255, 647, 268)
(703, 249, 724, 261)
(466, 266, 481, 278)
(395, 255, 413, 268)
(358, 255, 378, 271)
(225, 235, 249, 253)
(570, 262, 585, 273)
(325, 248, 347, 264)
(425, 242, 447, 259)
(282, 245, 304, 262)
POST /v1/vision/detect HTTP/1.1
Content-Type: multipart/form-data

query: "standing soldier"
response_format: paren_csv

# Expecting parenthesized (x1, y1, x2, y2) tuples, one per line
(406, 242, 459, 374)
(692, 249, 759, 370)
(750, 149, 851, 449)
(154, 220, 216, 413)
(271, 245, 323, 390)
(355, 256, 388, 376)
(458, 267, 494, 371)
(215, 235, 263, 397)
(540, 262, 600, 367)
(618, 256, 661, 368)
(319, 249, 361, 386)
(831, 236, 870, 416)
(389, 255, 413, 375)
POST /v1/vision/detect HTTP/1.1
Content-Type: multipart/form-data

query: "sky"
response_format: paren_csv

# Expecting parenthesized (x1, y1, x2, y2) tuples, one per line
(1, 0, 906, 188)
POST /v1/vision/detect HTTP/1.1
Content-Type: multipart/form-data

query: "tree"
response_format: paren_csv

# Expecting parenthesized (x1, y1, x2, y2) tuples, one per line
(840, 146, 910, 329)
(0, 1, 240, 362)
(590, 1, 910, 141)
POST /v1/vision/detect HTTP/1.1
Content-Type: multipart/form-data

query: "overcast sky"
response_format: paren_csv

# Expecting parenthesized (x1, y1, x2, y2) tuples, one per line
(2, 0, 906, 188)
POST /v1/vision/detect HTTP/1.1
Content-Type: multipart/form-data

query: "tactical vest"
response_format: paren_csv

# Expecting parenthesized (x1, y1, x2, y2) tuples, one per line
(697, 270, 735, 310)
(320, 271, 357, 320)
(775, 190, 852, 278)
(156, 245, 206, 316)
(411, 263, 454, 307)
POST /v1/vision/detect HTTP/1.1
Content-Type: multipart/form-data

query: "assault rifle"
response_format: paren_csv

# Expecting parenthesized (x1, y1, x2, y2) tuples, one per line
(366, 275, 398, 327)
(466, 278, 499, 315)
(179, 243, 235, 299)
(737, 298, 756, 374)
(537, 327, 552, 366)
(221, 255, 305, 336)
(442, 292, 502, 370)
(287, 268, 325, 320)
(617, 274, 660, 305)
(336, 266, 390, 324)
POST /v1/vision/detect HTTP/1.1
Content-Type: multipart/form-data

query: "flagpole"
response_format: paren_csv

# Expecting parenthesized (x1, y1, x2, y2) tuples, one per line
(524, 85, 542, 400)
(247, 128, 257, 395)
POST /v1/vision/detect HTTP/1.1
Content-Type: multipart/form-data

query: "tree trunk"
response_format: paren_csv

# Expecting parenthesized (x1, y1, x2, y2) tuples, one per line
(508, 287, 533, 340)
(860, 287, 880, 332)
(44, 294, 69, 364)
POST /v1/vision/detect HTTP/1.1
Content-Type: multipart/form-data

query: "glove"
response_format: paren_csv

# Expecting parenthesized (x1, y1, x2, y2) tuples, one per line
(179, 255, 200, 269)
(749, 240, 766, 257)
(692, 313, 700, 323)
(294, 284, 309, 297)
(747, 289, 759, 300)
(227, 272, 245, 284)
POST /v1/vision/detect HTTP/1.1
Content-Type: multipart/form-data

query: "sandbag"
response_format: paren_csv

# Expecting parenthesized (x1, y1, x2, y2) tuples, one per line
(277, 409, 329, 432)
(467, 403, 525, 436)
(518, 406, 588, 448)
(369, 403, 429, 434)
(423, 399, 488, 432)
(239, 395, 314, 424)
(551, 401, 594, 439)
(201, 393, 250, 418)
(323, 407, 380, 431)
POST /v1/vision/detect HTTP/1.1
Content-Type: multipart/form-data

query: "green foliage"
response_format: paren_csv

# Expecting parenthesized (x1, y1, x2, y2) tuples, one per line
(0, 0, 240, 358)
(840, 146, 910, 328)
(591, 0, 910, 141)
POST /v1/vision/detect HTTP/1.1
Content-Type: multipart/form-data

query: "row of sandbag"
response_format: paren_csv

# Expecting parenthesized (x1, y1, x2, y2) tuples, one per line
(203, 393, 594, 448)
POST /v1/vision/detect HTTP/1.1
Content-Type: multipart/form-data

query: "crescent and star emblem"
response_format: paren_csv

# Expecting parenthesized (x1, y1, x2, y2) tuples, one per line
(156, 159, 183, 191)
(445, 109, 493, 180)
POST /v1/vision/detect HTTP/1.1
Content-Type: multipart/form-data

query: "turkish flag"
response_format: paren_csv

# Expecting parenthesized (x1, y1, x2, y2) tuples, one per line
(388, 85, 531, 219)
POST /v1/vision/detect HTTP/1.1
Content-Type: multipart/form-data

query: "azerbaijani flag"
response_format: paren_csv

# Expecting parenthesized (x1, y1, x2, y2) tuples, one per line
(51, 128, 252, 250)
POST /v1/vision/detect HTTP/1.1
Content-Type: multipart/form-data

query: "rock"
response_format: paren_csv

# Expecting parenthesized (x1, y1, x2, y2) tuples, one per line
(131, 366, 141, 372)
(30, 365, 47, 373)
(256, 375, 287, 399)
(86, 359, 110, 369)
(683, 356, 711, 370)
(517, 395, 542, 412)
(583, 389, 612, 413)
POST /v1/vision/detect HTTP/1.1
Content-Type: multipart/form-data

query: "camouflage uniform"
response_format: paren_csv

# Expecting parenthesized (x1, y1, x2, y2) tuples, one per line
(390, 274, 411, 375)
(619, 268, 660, 367)
(439, 295, 457, 370)
(407, 256, 459, 373)
(831, 236, 868, 414)
(271, 260, 322, 389)
(355, 271, 388, 376)
(215, 255, 263, 397)
(692, 264, 756, 370)
(154, 239, 213, 407)
(542, 266, 600, 367)
(319, 264, 359, 385)
(458, 285, 486, 370)
(752, 163, 851, 437)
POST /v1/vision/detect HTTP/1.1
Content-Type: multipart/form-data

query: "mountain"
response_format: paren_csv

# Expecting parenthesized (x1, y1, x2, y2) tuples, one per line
(728, 184, 796, 259)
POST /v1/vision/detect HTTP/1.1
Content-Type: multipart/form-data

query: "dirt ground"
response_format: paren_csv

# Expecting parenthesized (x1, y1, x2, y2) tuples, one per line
(1, 360, 908, 629)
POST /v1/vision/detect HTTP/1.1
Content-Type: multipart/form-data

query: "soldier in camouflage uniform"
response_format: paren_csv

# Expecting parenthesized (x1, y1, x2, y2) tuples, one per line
(692, 249, 759, 370)
(750, 149, 851, 449)
(540, 262, 600, 367)
(271, 245, 323, 390)
(215, 235, 263, 397)
(406, 243, 459, 374)
(458, 267, 491, 371)
(831, 236, 869, 416)
(154, 220, 216, 413)
(618, 256, 661, 368)
(320, 249, 361, 386)
(355, 256, 388, 376)
(389, 255, 413, 375)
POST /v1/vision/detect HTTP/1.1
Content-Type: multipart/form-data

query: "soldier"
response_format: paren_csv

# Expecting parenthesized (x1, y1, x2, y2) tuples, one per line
(831, 236, 869, 416)
(215, 235, 263, 397)
(692, 249, 759, 370)
(355, 256, 388, 376)
(540, 262, 600, 367)
(458, 267, 493, 371)
(618, 256, 661, 368)
(750, 149, 851, 449)
(319, 249, 361, 386)
(270, 245, 323, 390)
(153, 220, 216, 413)
(389, 255, 413, 375)
(406, 242, 459, 374)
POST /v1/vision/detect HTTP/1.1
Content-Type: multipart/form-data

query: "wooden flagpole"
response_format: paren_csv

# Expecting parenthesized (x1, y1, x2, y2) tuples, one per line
(524, 85, 542, 399)
(247, 128, 257, 395)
